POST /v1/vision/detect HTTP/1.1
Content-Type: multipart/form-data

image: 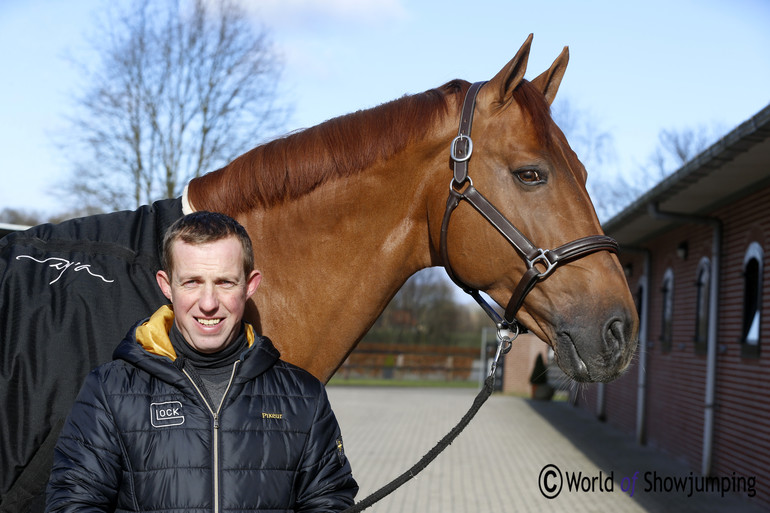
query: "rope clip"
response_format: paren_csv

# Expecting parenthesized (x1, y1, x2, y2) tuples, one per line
(489, 322, 518, 378)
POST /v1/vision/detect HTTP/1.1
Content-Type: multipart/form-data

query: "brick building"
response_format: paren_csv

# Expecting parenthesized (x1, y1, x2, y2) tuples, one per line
(577, 103, 770, 506)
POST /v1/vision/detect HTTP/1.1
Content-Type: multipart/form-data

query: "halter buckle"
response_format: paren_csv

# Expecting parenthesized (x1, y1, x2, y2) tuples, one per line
(528, 248, 558, 279)
(450, 134, 473, 162)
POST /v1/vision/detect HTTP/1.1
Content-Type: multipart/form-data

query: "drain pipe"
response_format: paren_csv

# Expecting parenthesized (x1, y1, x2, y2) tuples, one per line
(636, 251, 651, 446)
(620, 247, 651, 445)
(596, 382, 606, 421)
(610, 246, 650, 442)
(647, 202, 722, 476)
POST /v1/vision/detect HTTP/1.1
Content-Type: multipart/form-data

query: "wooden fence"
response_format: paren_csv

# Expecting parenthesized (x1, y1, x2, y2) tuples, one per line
(336, 342, 480, 381)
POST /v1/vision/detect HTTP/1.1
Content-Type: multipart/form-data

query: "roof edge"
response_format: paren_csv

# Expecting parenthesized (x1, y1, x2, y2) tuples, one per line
(603, 102, 770, 233)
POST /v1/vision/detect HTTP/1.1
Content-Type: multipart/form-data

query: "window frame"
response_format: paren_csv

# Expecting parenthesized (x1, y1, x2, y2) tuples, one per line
(694, 257, 710, 355)
(741, 242, 763, 358)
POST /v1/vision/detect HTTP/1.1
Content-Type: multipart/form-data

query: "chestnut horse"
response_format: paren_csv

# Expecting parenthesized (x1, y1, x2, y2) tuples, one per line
(0, 35, 637, 512)
(187, 34, 638, 383)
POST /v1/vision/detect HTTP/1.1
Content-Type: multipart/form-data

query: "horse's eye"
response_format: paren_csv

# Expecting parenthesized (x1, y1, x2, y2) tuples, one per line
(513, 168, 546, 185)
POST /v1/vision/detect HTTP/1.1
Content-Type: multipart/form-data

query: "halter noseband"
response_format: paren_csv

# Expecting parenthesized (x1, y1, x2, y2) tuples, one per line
(440, 81, 619, 340)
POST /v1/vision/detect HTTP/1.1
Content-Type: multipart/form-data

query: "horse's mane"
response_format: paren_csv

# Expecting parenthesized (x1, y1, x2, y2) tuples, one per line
(188, 79, 551, 215)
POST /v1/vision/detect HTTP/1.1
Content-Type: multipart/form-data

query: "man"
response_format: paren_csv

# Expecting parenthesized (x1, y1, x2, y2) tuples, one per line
(46, 211, 358, 513)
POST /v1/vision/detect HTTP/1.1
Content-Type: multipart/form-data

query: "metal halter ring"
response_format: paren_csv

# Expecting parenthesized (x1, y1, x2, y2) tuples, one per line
(448, 176, 473, 194)
(528, 248, 558, 279)
(496, 322, 519, 349)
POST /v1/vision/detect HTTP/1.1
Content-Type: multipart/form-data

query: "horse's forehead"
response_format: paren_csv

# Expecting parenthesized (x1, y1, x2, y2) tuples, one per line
(549, 126, 588, 183)
(478, 106, 575, 168)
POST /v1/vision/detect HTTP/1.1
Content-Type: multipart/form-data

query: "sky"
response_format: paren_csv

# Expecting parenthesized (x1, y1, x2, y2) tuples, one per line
(1, 0, 769, 220)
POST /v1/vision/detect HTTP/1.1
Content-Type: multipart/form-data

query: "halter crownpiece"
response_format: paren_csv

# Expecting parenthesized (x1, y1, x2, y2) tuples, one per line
(440, 81, 619, 340)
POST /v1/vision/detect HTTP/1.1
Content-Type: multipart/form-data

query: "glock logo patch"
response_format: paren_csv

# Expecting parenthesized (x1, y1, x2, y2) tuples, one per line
(150, 401, 185, 428)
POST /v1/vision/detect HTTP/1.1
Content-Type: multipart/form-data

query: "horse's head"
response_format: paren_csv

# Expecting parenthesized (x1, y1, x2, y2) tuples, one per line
(436, 35, 638, 382)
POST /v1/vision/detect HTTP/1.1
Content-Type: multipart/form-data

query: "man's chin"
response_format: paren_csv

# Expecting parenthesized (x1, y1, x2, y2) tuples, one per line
(187, 330, 231, 354)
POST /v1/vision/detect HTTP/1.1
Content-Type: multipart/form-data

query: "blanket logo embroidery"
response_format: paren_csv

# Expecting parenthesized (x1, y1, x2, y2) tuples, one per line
(150, 401, 185, 428)
(15, 254, 115, 285)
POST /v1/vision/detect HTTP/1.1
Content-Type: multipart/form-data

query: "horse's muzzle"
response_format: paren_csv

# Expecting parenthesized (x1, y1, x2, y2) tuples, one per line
(554, 311, 638, 383)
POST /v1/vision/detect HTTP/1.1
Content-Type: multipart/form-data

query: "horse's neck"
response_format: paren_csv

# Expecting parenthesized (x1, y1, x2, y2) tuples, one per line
(240, 155, 446, 382)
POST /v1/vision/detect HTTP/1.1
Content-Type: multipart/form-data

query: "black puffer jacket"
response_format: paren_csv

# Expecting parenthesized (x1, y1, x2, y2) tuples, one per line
(46, 306, 357, 513)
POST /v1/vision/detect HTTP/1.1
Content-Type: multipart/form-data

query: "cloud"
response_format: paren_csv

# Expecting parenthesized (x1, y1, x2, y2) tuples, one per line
(245, 0, 409, 31)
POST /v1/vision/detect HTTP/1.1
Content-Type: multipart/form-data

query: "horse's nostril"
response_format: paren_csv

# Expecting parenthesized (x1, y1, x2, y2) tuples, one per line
(603, 318, 629, 361)
(605, 318, 624, 351)
(603, 316, 637, 370)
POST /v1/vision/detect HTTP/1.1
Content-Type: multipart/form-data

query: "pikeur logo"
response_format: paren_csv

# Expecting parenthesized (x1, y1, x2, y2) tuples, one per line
(150, 401, 185, 428)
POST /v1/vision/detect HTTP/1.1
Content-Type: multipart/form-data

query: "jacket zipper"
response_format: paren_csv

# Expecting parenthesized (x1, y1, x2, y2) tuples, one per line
(183, 361, 240, 513)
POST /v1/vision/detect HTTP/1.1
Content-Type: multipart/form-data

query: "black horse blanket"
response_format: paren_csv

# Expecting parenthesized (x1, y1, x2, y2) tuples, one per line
(0, 198, 183, 513)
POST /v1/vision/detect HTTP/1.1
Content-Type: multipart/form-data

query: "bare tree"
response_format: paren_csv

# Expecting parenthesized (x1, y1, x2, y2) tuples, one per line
(644, 125, 721, 180)
(0, 208, 43, 227)
(58, 0, 286, 212)
(596, 124, 724, 220)
(554, 94, 725, 222)
(366, 268, 485, 345)
(551, 97, 623, 221)
(552, 97, 617, 175)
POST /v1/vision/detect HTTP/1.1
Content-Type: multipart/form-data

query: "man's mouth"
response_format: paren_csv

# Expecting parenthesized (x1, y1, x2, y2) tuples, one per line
(197, 318, 221, 326)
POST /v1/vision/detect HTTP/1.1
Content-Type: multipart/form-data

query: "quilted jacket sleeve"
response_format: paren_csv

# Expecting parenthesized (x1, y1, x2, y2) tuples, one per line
(45, 370, 123, 513)
(294, 386, 358, 512)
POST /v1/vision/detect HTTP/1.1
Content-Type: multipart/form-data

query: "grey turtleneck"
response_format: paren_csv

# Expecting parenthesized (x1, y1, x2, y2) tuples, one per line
(169, 323, 248, 409)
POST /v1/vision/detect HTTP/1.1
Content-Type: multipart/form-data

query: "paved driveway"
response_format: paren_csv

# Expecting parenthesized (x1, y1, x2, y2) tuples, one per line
(327, 386, 763, 513)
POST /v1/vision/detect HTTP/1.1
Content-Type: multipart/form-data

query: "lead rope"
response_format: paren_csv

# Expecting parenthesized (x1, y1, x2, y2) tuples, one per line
(340, 326, 516, 513)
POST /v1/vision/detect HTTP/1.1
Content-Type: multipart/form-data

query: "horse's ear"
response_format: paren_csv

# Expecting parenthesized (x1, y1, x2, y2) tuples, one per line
(485, 33, 533, 105)
(531, 46, 569, 106)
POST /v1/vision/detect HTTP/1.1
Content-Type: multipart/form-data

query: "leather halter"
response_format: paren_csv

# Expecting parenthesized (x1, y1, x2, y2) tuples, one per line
(440, 81, 619, 336)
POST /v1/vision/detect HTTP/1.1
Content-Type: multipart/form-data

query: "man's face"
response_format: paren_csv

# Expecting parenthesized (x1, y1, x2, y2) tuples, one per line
(156, 236, 261, 353)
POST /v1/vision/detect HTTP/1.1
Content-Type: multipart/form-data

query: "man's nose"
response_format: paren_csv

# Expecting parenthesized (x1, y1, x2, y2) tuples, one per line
(198, 284, 219, 311)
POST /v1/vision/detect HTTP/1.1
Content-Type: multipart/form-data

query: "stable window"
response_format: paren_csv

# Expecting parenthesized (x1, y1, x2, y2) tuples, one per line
(694, 258, 710, 355)
(741, 242, 763, 358)
(660, 268, 674, 352)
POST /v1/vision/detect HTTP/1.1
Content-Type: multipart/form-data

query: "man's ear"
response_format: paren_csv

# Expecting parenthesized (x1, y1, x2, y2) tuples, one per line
(156, 270, 173, 301)
(246, 270, 262, 297)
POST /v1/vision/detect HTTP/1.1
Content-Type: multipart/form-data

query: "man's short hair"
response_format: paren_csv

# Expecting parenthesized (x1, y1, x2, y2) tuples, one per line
(161, 211, 255, 278)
